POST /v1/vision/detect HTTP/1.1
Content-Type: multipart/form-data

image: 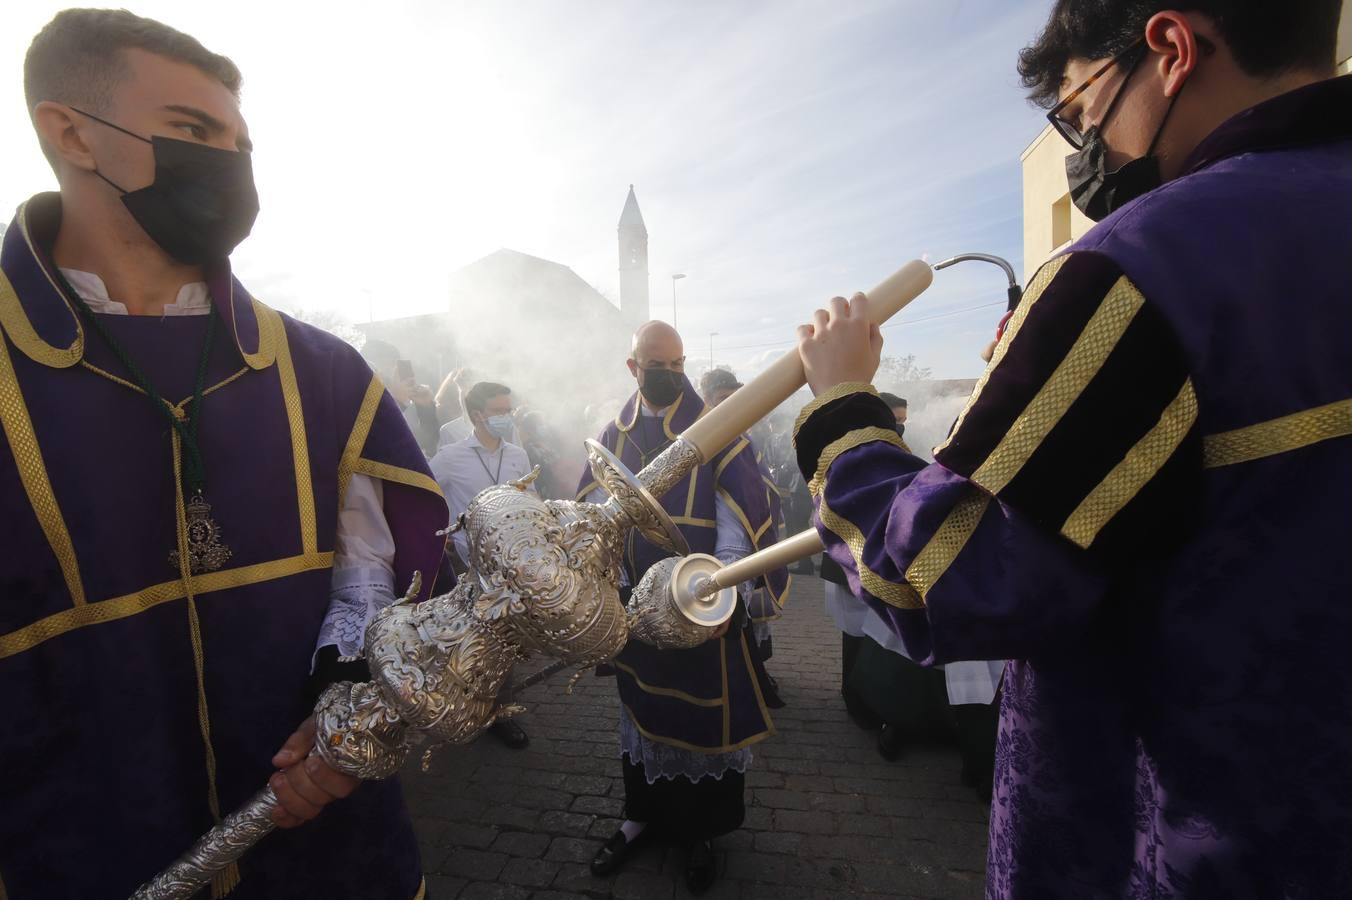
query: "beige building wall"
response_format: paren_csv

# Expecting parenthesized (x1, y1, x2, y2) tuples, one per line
(1340, 5, 1352, 73)
(1019, 125, 1095, 279)
(1021, 1, 1352, 277)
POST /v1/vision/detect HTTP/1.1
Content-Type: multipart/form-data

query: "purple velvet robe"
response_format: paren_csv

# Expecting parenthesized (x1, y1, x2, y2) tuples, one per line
(578, 378, 788, 752)
(795, 77, 1352, 898)
(0, 194, 448, 900)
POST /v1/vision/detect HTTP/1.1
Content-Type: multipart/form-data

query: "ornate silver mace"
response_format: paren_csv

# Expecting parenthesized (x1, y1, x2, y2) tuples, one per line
(131, 260, 933, 900)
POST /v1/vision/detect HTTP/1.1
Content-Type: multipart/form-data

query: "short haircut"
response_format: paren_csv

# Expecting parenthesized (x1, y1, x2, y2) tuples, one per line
(25, 9, 242, 164)
(464, 382, 511, 416)
(879, 392, 907, 409)
(1018, 0, 1342, 108)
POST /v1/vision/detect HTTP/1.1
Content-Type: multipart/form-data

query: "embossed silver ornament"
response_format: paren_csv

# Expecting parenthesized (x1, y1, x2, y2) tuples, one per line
(133, 256, 936, 900)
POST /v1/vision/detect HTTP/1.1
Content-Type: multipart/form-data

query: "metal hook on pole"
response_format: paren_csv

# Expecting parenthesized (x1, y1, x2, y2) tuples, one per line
(933, 252, 1022, 311)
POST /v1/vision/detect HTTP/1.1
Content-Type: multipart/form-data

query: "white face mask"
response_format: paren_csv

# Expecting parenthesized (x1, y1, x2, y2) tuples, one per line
(485, 414, 514, 439)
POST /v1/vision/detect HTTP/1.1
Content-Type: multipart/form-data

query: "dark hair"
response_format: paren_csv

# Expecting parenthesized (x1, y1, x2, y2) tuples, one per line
(25, 9, 242, 162)
(879, 392, 907, 409)
(464, 382, 511, 416)
(1018, 0, 1342, 108)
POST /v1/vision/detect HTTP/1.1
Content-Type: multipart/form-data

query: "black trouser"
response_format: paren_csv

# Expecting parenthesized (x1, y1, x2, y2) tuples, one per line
(621, 757, 746, 843)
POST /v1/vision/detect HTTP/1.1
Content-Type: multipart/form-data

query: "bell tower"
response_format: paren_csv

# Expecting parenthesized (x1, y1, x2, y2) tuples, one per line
(618, 185, 649, 327)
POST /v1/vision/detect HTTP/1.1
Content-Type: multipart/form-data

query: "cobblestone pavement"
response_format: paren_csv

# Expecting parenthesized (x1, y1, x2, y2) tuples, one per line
(402, 575, 990, 899)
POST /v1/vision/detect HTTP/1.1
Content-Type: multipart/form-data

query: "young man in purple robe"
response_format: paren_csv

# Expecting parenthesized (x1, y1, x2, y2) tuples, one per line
(792, 2, 1350, 897)
(0, 10, 447, 899)
(579, 321, 787, 894)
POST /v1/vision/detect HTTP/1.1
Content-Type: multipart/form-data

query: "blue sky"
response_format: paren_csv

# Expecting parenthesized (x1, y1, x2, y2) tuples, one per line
(1, 0, 1054, 380)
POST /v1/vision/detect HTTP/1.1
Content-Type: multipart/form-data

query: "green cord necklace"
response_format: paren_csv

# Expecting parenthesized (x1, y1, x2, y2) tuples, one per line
(58, 269, 233, 574)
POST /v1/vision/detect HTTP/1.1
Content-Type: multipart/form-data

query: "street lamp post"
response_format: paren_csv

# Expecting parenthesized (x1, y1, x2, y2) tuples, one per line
(709, 331, 719, 369)
(671, 273, 686, 328)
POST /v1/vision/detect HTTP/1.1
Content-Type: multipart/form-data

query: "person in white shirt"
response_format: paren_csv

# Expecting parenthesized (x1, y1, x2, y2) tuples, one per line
(360, 339, 441, 457)
(428, 381, 533, 748)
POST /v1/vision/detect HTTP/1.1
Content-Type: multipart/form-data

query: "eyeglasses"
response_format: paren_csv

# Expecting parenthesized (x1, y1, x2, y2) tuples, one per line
(1046, 39, 1146, 150)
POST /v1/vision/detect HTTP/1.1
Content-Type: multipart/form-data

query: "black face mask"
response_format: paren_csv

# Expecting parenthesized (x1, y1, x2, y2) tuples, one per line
(638, 367, 683, 408)
(75, 109, 260, 265)
(1064, 73, 1183, 223)
(895, 423, 906, 439)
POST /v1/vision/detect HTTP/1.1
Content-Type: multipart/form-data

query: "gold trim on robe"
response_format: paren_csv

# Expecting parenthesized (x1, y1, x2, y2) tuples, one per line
(0, 307, 86, 606)
(1063, 380, 1198, 547)
(937, 254, 1071, 455)
(904, 490, 992, 600)
(1203, 396, 1352, 469)
(816, 494, 923, 610)
(793, 381, 877, 440)
(969, 276, 1145, 494)
(809, 426, 908, 498)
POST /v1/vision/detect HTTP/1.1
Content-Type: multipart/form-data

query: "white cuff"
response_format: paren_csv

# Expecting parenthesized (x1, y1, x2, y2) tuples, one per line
(313, 565, 397, 668)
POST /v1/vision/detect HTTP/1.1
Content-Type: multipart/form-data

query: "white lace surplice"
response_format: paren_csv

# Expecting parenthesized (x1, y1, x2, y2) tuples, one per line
(619, 706, 752, 784)
(317, 474, 398, 663)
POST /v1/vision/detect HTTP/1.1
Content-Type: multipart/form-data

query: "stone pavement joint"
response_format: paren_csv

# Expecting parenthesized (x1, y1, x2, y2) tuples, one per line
(402, 575, 988, 898)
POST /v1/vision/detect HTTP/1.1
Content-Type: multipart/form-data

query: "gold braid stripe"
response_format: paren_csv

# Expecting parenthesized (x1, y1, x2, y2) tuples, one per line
(793, 382, 877, 442)
(716, 488, 774, 554)
(720, 634, 732, 746)
(739, 629, 776, 732)
(808, 426, 907, 497)
(0, 551, 334, 660)
(271, 311, 317, 556)
(1203, 397, 1352, 469)
(971, 275, 1145, 494)
(612, 660, 722, 706)
(81, 361, 250, 403)
(714, 437, 749, 480)
(937, 254, 1070, 455)
(904, 490, 992, 600)
(661, 393, 685, 440)
(412, 878, 426, 900)
(1062, 380, 1198, 548)
(170, 431, 240, 898)
(80, 360, 141, 394)
(621, 703, 772, 754)
(0, 235, 82, 368)
(235, 295, 279, 371)
(816, 495, 923, 610)
(338, 374, 386, 506)
(671, 515, 717, 528)
(353, 458, 444, 498)
(0, 868, 7, 900)
(0, 325, 86, 605)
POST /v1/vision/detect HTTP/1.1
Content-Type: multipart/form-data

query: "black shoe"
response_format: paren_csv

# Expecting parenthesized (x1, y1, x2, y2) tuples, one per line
(843, 690, 883, 731)
(846, 699, 883, 732)
(761, 673, 787, 709)
(877, 723, 903, 762)
(685, 839, 717, 894)
(489, 718, 529, 749)
(590, 828, 648, 876)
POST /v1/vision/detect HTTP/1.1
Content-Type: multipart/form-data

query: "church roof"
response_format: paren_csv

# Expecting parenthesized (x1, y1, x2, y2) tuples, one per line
(444, 248, 623, 327)
(618, 184, 646, 233)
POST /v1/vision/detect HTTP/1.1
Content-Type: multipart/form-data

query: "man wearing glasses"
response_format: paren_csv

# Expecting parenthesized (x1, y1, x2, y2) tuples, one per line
(788, 1, 1350, 897)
